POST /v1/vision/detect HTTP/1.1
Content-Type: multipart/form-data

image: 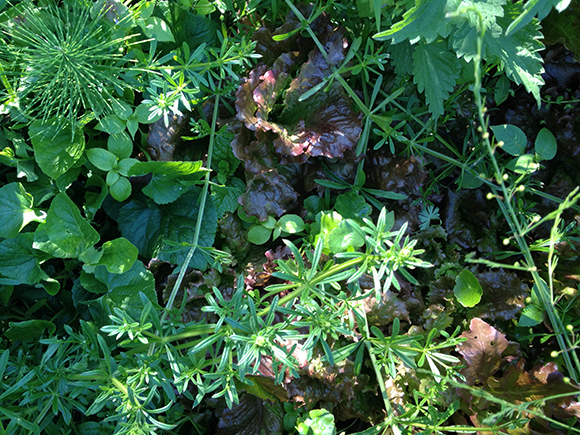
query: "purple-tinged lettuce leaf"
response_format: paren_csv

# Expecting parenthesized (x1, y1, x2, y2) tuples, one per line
(457, 318, 509, 386)
(240, 170, 299, 221)
(216, 394, 283, 435)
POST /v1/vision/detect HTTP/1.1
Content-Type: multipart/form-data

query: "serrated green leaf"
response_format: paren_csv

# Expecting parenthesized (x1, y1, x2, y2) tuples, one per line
(490, 124, 528, 155)
(484, 11, 545, 105)
(534, 127, 557, 161)
(87, 148, 118, 172)
(0, 183, 42, 238)
(335, 191, 372, 221)
(40, 193, 100, 258)
(30, 120, 85, 179)
(0, 233, 48, 285)
(328, 219, 365, 254)
(413, 40, 461, 117)
(506, 0, 563, 36)
(211, 178, 245, 217)
(297, 409, 336, 435)
(453, 269, 483, 307)
(373, 0, 458, 43)
(93, 261, 156, 320)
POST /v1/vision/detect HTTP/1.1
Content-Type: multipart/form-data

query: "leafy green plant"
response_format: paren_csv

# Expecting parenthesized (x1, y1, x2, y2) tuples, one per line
(246, 214, 306, 245)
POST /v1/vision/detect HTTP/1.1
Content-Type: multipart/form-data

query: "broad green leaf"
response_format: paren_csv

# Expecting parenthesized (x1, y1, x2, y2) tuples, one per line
(41, 193, 100, 258)
(142, 175, 191, 204)
(117, 200, 162, 256)
(157, 191, 217, 268)
(373, 0, 458, 43)
(0, 233, 48, 285)
(108, 132, 133, 159)
(413, 40, 461, 118)
(134, 103, 161, 124)
(109, 177, 132, 201)
(93, 261, 156, 320)
(98, 238, 139, 274)
(277, 215, 305, 234)
(335, 191, 372, 221)
(4, 319, 56, 341)
(95, 115, 125, 134)
(142, 17, 175, 42)
(453, 269, 483, 307)
(117, 188, 217, 270)
(506, 154, 539, 174)
(129, 160, 207, 177)
(534, 127, 557, 161)
(86, 148, 118, 171)
(30, 120, 85, 179)
(0, 183, 42, 238)
(248, 225, 272, 245)
(328, 219, 365, 254)
(490, 124, 527, 155)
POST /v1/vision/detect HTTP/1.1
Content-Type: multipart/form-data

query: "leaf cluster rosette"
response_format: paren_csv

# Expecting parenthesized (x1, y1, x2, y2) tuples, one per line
(232, 10, 363, 220)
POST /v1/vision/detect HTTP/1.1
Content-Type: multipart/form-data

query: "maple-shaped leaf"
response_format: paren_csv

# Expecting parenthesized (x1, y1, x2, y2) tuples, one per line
(457, 318, 509, 385)
(374, 0, 460, 44)
(412, 40, 461, 118)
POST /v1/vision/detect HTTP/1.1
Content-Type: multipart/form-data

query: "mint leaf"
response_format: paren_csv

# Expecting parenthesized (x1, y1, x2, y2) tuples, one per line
(0, 183, 42, 238)
(108, 132, 133, 159)
(29, 120, 85, 179)
(413, 40, 461, 117)
(86, 148, 118, 171)
(0, 233, 48, 285)
(117, 201, 162, 256)
(374, 0, 458, 43)
(40, 193, 100, 258)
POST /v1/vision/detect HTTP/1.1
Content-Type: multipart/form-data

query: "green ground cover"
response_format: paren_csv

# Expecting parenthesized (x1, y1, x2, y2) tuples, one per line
(0, 0, 579, 433)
